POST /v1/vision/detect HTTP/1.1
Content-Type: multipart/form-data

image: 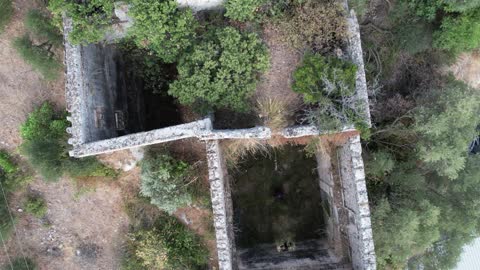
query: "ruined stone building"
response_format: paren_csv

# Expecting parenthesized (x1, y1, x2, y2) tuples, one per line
(62, 1, 376, 269)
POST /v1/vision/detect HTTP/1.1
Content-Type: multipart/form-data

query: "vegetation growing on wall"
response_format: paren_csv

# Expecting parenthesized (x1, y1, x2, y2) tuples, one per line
(224, 0, 266, 21)
(20, 103, 116, 181)
(48, 0, 114, 44)
(169, 26, 269, 112)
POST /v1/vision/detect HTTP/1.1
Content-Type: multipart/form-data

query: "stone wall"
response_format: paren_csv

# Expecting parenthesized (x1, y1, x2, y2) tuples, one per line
(206, 140, 236, 270)
(337, 136, 376, 270)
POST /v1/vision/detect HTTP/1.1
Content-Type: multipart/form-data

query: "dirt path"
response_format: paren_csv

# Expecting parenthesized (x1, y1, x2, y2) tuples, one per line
(0, 0, 65, 151)
(255, 24, 303, 113)
(447, 51, 480, 89)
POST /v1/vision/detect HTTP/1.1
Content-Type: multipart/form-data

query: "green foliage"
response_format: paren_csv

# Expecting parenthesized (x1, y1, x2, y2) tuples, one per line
(124, 215, 208, 270)
(277, 0, 348, 52)
(20, 103, 115, 181)
(0, 0, 13, 33)
(13, 36, 61, 81)
(25, 10, 63, 47)
(293, 54, 368, 133)
(0, 151, 17, 174)
(225, 0, 266, 21)
(128, 0, 198, 63)
(140, 153, 192, 214)
(293, 54, 357, 103)
(3, 257, 37, 270)
(0, 189, 14, 242)
(405, 0, 480, 19)
(414, 79, 480, 179)
(169, 26, 269, 112)
(348, 0, 369, 18)
(373, 198, 441, 269)
(48, 0, 114, 44)
(433, 9, 480, 54)
(24, 194, 47, 218)
(365, 150, 395, 179)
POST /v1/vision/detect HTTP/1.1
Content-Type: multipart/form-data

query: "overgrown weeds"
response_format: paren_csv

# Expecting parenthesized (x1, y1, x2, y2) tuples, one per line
(223, 138, 270, 165)
(25, 9, 63, 46)
(256, 98, 293, 131)
(24, 193, 47, 218)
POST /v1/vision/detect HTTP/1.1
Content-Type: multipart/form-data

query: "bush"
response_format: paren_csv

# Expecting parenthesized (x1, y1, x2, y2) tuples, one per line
(225, 0, 266, 21)
(13, 36, 61, 81)
(20, 103, 116, 181)
(25, 10, 63, 47)
(433, 9, 480, 54)
(125, 215, 208, 270)
(0, 151, 17, 174)
(140, 153, 192, 214)
(3, 257, 37, 270)
(128, 0, 198, 63)
(293, 54, 368, 132)
(48, 0, 114, 44)
(0, 0, 13, 33)
(24, 194, 47, 218)
(277, 0, 348, 53)
(169, 26, 269, 112)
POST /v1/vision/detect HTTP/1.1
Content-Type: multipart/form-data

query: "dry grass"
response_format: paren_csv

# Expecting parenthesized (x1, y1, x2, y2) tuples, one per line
(222, 138, 271, 165)
(256, 97, 293, 131)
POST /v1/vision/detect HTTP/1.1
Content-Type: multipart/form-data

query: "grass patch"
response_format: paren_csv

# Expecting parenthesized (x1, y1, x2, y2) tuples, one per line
(25, 9, 63, 46)
(0, 0, 13, 33)
(24, 194, 47, 218)
(256, 98, 293, 131)
(13, 35, 61, 81)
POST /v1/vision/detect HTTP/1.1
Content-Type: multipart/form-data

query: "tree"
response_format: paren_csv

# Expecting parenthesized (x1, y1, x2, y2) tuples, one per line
(128, 0, 198, 63)
(414, 79, 480, 179)
(139, 153, 192, 214)
(169, 26, 269, 112)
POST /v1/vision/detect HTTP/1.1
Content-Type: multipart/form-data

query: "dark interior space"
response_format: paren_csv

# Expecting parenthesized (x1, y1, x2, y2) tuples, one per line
(231, 145, 326, 249)
(213, 109, 257, 129)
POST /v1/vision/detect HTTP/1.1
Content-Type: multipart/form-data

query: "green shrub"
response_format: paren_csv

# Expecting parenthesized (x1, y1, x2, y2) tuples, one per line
(3, 257, 37, 270)
(0, 151, 17, 174)
(433, 9, 480, 54)
(293, 54, 357, 103)
(140, 153, 192, 214)
(415, 79, 480, 179)
(169, 26, 269, 112)
(277, 0, 348, 52)
(24, 194, 47, 218)
(128, 0, 198, 63)
(48, 0, 114, 44)
(25, 10, 63, 47)
(20, 103, 116, 181)
(293, 54, 369, 133)
(225, 0, 266, 21)
(366, 151, 396, 179)
(0, 188, 14, 241)
(404, 0, 480, 19)
(125, 215, 208, 270)
(13, 36, 61, 81)
(0, 0, 13, 33)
